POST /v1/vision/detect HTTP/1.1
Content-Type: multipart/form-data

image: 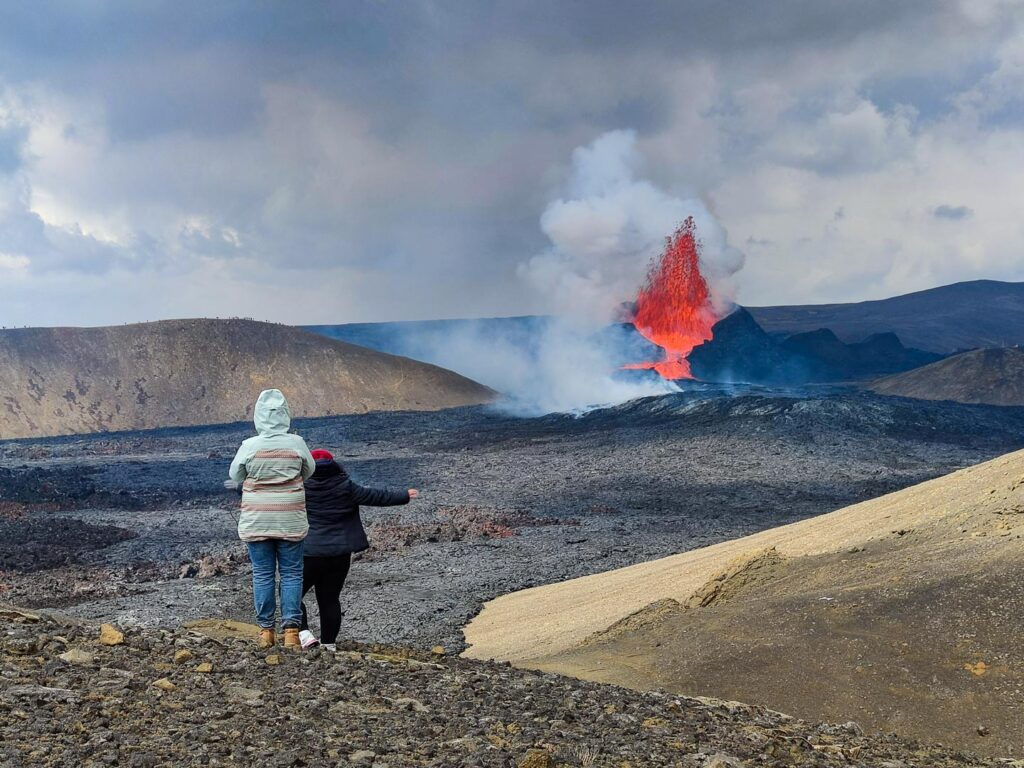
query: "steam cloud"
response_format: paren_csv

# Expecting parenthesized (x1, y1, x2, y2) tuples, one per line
(411, 130, 746, 414)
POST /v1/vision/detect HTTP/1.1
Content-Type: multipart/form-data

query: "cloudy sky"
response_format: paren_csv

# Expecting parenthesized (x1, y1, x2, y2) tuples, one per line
(0, 1, 1022, 327)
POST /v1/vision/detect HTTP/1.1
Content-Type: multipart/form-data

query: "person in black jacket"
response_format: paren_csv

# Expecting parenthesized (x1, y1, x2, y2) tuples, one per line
(298, 448, 418, 650)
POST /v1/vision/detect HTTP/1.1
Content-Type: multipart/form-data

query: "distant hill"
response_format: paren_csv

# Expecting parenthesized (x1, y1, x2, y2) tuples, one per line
(310, 311, 942, 387)
(686, 308, 942, 384)
(0, 319, 494, 439)
(780, 328, 942, 378)
(748, 279, 1024, 353)
(306, 316, 552, 361)
(308, 281, 1024, 379)
(868, 347, 1024, 406)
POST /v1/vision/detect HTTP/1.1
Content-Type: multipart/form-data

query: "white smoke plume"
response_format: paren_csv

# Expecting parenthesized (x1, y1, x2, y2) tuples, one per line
(408, 130, 746, 415)
(522, 129, 744, 320)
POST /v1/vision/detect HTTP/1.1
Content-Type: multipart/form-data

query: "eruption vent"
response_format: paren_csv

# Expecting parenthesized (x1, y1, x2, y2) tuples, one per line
(625, 217, 718, 379)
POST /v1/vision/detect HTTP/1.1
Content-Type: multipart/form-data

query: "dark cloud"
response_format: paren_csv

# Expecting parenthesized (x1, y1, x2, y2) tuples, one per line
(0, 203, 130, 273)
(933, 204, 973, 220)
(0, 1, 1021, 325)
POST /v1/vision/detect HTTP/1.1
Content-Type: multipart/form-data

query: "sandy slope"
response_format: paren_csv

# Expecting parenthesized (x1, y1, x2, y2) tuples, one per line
(463, 448, 1024, 755)
(463, 448, 1024, 664)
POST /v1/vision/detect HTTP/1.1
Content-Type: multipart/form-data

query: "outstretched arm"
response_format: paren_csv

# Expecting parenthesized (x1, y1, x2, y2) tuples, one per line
(351, 483, 417, 506)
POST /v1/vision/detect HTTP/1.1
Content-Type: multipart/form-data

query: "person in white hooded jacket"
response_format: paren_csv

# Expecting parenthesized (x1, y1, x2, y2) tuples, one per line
(228, 389, 316, 649)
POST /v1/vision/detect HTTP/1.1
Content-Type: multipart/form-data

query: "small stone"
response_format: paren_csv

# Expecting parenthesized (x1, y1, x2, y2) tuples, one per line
(4, 636, 39, 655)
(265, 654, 281, 666)
(173, 649, 194, 665)
(178, 562, 199, 579)
(706, 756, 744, 768)
(393, 696, 429, 713)
(98, 624, 124, 646)
(151, 678, 176, 692)
(978, 725, 990, 736)
(349, 750, 376, 763)
(224, 685, 263, 705)
(518, 750, 555, 768)
(195, 662, 214, 674)
(431, 645, 445, 656)
(964, 661, 988, 676)
(4, 684, 79, 701)
(841, 721, 864, 736)
(59, 649, 94, 666)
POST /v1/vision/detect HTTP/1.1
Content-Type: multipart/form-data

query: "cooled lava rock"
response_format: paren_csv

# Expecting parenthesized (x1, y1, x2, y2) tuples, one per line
(687, 308, 943, 384)
(687, 308, 813, 383)
(782, 328, 942, 379)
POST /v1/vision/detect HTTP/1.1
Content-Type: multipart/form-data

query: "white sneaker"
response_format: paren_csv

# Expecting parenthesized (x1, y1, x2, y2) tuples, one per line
(321, 643, 337, 653)
(299, 630, 320, 650)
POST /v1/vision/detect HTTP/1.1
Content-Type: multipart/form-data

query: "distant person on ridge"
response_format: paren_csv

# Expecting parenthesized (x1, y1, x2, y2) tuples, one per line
(297, 448, 419, 651)
(226, 389, 316, 650)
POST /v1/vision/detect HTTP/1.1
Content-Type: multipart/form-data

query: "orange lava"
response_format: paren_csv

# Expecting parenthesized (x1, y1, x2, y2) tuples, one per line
(627, 216, 717, 380)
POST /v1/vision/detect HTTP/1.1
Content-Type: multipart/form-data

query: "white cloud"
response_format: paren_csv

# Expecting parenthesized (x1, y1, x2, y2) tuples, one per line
(0, 252, 29, 274)
(765, 100, 917, 175)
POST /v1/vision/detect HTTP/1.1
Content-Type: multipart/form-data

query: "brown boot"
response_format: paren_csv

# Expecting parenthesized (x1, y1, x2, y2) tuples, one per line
(282, 627, 300, 650)
(258, 629, 276, 649)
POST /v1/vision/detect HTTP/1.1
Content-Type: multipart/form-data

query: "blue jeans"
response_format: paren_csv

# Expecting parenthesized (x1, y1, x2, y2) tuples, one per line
(246, 540, 304, 629)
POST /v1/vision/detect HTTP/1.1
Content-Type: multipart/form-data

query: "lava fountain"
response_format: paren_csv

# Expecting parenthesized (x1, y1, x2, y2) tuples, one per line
(624, 216, 718, 379)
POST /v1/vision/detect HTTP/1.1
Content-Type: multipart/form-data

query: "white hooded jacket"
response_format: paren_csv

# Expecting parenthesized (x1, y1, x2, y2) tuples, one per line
(228, 389, 316, 542)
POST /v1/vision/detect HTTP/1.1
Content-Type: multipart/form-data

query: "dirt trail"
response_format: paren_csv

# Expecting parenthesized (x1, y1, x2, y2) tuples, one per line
(462, 448, 1024, 663)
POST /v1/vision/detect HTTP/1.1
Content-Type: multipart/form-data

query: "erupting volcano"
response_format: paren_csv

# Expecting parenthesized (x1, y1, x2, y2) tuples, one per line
(625, 216, 719, 379)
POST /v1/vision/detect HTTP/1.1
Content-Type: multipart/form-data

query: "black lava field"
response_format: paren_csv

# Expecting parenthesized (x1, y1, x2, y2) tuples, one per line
(2, 385, 1024, 653)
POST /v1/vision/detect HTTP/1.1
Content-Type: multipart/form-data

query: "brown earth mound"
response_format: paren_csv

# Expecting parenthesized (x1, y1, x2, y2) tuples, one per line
(464, 450, 1024, 757)
(682, 547, 784, 609)
(0, 319, 494, 438)
(869, 347, 1024, 406)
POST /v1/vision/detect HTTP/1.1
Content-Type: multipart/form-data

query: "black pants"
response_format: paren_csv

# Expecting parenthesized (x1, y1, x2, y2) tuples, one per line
(299, 553, 351, 644)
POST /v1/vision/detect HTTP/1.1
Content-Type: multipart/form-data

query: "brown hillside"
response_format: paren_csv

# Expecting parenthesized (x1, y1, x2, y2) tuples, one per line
(0, 319, 494, 439)
(868, 347, 1024, 406)
(463, 449, 1024, 757)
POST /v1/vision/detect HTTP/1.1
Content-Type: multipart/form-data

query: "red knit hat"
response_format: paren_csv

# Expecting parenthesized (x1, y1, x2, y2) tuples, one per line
(311, 449, 334, 462)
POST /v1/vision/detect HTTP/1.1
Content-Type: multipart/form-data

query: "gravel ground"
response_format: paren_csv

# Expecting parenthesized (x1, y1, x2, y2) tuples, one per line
(2, 386, 1024, 653)
(0, 606, 1002, 767)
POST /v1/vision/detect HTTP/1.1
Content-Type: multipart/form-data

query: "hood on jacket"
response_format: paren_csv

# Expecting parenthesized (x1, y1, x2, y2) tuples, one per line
(253, 388, 291, 435)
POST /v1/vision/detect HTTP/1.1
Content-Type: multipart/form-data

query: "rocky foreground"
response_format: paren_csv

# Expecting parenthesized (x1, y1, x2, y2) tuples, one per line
(0, 607, 1004, 767)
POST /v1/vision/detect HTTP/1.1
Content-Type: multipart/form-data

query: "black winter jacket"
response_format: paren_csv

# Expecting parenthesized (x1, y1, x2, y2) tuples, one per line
(303, 459, 409, 557)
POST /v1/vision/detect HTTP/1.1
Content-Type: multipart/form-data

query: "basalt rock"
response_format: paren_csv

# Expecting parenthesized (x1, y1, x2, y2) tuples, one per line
(0, 610, 994, 767)
(686, 308, 941, 385)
